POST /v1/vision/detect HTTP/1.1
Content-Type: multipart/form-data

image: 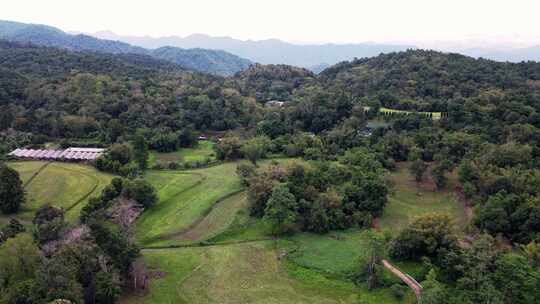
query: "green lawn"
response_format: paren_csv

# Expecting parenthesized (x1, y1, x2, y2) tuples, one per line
(379, 162, 467, 233)
(149, 140, 216, 166)
(121, 241, 410, 304)
(2, 161, 113, 224)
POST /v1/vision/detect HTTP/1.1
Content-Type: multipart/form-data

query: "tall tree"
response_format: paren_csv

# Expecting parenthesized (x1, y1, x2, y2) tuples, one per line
(0, 164, 25, 214)
(132, 130, 149, 170)
(264, 184, 298, 235)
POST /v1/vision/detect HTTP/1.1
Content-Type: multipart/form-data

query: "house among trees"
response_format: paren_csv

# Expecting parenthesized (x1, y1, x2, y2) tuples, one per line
(8, 147, 105, 161)
(265, 100, 286, 107)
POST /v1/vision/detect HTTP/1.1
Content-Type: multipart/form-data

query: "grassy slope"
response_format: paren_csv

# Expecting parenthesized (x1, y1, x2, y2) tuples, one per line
(126, 159, 468, 303)
(2, 161, 113, 224)
(135, 163, 242, 246)
(122, 241, 408, 304)
(379, 162, 466, 233)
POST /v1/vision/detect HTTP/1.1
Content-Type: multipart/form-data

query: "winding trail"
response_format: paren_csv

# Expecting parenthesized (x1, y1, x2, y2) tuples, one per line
(382, 259, 422, 302)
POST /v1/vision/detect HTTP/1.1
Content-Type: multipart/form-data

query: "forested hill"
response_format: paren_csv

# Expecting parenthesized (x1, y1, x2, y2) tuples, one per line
(319, 49, 540, 112)
(0, 40, 261, 146)
(0, 20, 252, 76)
(232, 63, 316, 101)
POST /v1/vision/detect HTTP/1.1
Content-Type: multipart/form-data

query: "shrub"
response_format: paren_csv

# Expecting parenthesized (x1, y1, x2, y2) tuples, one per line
(390, 284, 406, 299)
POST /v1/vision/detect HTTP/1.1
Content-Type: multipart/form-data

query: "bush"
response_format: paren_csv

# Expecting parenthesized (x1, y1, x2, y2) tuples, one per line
(390, 284, 406, 299)
(0, 164, 25, 214)
(123, 179, 158, 208)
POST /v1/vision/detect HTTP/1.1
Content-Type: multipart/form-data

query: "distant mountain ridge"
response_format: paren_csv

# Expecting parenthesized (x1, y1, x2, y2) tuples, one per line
(0, 20, 251, 76)
(91, 31, 416, 70)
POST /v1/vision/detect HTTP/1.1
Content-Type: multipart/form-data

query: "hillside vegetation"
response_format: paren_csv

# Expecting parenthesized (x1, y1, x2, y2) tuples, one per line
(0, 20, 251, 75)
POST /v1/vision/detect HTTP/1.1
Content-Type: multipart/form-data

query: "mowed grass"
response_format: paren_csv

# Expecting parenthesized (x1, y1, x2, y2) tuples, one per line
(149, 140, 215, 165)
(136, 163, 243, 246)
(177, 191, 249, 242)
(7, 161, 48, 185)
(122, 242, 407, 304)
(137, 159, 301, 247)
(285, 230, 370, 276)
(379, 162, 467, 233)
(3, 161, 113, 223)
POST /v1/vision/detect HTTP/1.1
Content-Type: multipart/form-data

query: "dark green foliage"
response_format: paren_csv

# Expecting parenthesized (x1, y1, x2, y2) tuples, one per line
(88, 220, 140, 274)
(236, 163, 256, 187)
(390, 213, 458, 260)
(0, 163, 25, 214)
(215, 136, 243, 160)
(263, 184, 298, 235)
(0, 218, 24, 244)
(409, 159, 428, 182)
(32, 255, 84, 304)
(123, 179, 158, 208)
(246, 150, 388, 234)
(93, 270, 122, 304)
(32, 205, 65, 245)
(150, 133, 178, 153)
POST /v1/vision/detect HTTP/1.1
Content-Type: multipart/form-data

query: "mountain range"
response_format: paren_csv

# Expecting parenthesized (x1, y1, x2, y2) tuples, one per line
(93, 31, 540, 66)
(91, 31, 416, 70)
(0, 20, 251, 76)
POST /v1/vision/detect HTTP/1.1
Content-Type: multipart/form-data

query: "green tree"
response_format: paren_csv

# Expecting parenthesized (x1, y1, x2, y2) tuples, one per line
(0, 163, 25, 214)
(365, 230, 385, 290)
(132, 130, 149, 170)
(241, 140, 265, 165)
(409, 159, 428, 183)
(390, 213, 458, 260)
(0, 234, 40, 293)
(123, 179, 158, 208)
(264, 184, 298, 235)
(431, 164, 448, 190)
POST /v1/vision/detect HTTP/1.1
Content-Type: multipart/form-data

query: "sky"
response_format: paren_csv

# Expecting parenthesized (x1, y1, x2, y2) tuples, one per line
(2, 0, 540, 47)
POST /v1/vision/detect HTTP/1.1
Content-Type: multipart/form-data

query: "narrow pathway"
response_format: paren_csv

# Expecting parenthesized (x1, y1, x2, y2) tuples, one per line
(23, 161, 52, 188)
(382, 259, 422, 302)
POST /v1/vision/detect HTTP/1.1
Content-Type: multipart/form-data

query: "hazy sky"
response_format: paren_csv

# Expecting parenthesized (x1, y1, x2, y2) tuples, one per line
(2, 0, 540, 45)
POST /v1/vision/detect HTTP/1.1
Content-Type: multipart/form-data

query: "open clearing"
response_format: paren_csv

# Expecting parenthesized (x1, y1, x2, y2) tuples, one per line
(136, 159, 299, 247)
(3, 161, 113, 224)
(149, 140, 215, 166)
(121, 241, 410, 304)
(379, 162, 467, 233)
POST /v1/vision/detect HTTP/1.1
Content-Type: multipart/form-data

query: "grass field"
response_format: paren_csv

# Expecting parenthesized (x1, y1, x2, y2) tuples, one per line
(149, 140, 215, 166)
(379, 162, 467, 233)
(136, 159, 301, 247)
(124, 159, 460, 303)
(121, 241, 411, 304)
(135, 162, 243, 246)
(3, 161, 113, 224)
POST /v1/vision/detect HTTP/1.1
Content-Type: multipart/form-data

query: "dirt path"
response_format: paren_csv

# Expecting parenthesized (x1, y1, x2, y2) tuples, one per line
(382, 259, 422, 302)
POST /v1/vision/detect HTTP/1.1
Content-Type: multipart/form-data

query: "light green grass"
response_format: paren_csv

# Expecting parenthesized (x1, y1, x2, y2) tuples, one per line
(7, 161, 48, 185)
(379, 163, 466, 233)
(149, 140, 215, 166)
(121, 242, 409, 304)
(285, 230, 370, 276)
(136, 163, 242, 246)
(177, 191, 249, 242)
(3, 162, 113, 224)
